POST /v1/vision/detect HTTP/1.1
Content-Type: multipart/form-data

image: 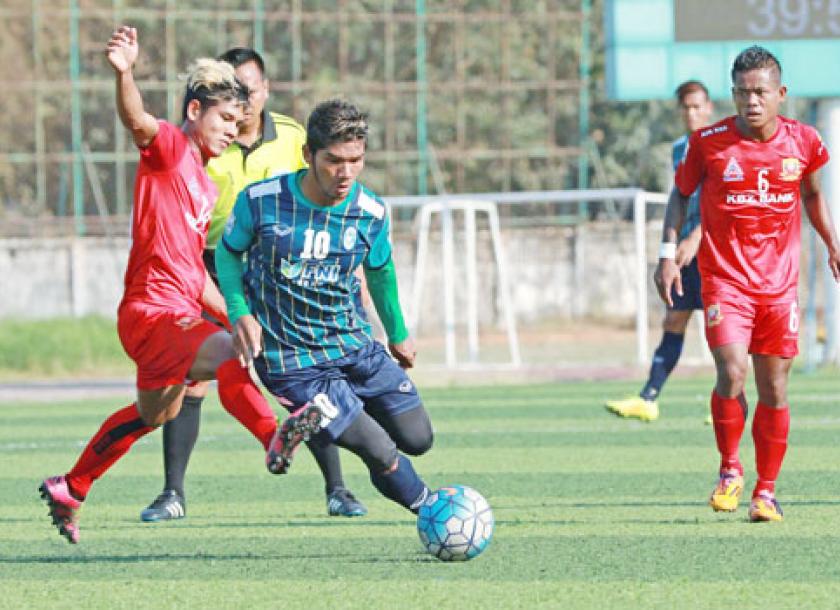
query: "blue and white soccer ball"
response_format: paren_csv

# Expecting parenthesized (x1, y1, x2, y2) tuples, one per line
(417, 485, 494, 561)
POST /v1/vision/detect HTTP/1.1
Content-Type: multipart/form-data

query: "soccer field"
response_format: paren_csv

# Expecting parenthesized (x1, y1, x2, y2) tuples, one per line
(3, 373, 840, 609)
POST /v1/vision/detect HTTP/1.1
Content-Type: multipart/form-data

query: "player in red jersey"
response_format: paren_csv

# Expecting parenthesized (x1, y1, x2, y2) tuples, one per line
(38, 26, 298, 543)
(656, 46, 840, 522)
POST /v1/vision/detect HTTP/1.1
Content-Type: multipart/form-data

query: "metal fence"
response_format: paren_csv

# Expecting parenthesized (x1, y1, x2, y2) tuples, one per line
(1, 0, 589, 236)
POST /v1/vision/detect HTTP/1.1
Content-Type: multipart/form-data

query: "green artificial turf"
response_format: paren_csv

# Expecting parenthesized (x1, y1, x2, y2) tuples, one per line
(2, 372, 840, 609)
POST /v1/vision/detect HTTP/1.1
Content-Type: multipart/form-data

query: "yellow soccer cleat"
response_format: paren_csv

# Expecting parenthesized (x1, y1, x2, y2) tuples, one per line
(604, 396, 659, 422)
(709, 470, 744, 512)
(749, 493, 784, 522)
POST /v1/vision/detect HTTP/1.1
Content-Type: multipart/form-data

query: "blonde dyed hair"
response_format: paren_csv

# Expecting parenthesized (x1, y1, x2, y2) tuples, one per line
(180, 57, 249, 121)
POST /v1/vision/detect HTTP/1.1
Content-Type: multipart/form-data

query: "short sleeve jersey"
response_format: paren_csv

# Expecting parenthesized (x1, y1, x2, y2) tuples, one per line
(205, 110, 307, 248)
(222, 169, 391, 374)
(671, 134, 701, 242)
(121, 120, 217, 315)
(675, 115, 828, 302)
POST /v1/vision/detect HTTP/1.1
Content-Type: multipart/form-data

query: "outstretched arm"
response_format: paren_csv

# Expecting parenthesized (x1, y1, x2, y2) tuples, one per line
(105, 25, 158, 148)
(654, 185, 690, 307)
(802, 169, 840, 282)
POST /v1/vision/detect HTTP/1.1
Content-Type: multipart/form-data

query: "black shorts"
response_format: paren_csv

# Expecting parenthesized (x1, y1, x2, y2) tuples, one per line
(670, 257, 703, 311)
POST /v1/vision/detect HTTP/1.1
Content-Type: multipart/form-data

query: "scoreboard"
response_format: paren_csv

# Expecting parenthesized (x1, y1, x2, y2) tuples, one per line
(606, 0, 840, 100)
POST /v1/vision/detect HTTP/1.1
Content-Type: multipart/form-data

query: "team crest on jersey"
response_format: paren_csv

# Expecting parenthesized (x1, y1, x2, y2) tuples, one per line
(779, 158, 802, 181)
(706, 304, 724, 328)
(722, 157, 744, 182)
(343, 227, 357, 250)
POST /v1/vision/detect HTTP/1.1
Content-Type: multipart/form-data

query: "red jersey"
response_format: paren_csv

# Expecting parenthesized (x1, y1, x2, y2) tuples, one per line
(120, 120, 216, 315)
(676, 115, 828, 302)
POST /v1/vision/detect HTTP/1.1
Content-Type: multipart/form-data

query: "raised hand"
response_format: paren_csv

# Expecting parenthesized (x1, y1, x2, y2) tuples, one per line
(105, 25, 139, 73)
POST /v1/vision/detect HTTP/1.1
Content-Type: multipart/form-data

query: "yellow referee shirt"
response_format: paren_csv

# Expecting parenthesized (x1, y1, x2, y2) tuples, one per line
(206, 109, 307, 248)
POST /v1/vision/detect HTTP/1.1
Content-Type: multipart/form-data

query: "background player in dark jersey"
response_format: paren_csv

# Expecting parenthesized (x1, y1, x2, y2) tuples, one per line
(606, 80, 713, 422)
(216, 99, 435, 517)
(656, 46, 840, 522)
(38, 27, 290, 544)
(140, 47, 366, 523)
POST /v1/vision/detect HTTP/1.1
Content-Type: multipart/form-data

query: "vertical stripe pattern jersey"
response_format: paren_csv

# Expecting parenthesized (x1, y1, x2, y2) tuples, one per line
(223, 169, 392, 374)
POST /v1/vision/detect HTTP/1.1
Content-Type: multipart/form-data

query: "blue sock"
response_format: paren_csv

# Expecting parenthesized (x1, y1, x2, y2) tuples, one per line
(640, 331, 684, 401)
(370, 454, 429, 513)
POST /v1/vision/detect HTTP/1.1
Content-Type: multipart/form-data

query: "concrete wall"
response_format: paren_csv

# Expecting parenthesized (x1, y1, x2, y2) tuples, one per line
(0, 223, 659, 327)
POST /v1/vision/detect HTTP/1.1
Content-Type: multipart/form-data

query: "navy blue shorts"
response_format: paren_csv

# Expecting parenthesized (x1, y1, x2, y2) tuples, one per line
(254, 341, 421, 441)
(670, 257, 703, 311)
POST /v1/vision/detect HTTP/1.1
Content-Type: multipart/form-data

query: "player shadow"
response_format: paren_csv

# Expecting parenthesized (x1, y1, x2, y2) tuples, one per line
(346, 554, 439, 565)
(156, 518, 412, 530)
(0, 550, 363, 565)
(780, 499, 840, 506)
(494, 518, 585, 526)
(0, 517, 35, 524)
(534, 500, 700, 509)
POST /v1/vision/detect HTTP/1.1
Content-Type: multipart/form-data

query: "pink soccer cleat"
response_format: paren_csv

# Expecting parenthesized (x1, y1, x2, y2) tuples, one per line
(266, 403, 323, 474)
(39, 475, 82, 544)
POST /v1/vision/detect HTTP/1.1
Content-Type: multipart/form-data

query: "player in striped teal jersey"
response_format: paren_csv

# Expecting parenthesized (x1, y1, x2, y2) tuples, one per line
(216, 99, 433, 514)
(229, 172, 388, 371)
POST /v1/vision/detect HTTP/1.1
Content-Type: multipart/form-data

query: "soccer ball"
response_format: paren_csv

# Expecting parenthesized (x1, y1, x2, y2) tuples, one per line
(417, 485, 494, 561)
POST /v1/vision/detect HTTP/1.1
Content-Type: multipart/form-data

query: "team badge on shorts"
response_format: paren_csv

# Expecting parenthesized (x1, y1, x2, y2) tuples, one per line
(779, 158, 801, 181)
(706, 304, 724, 328)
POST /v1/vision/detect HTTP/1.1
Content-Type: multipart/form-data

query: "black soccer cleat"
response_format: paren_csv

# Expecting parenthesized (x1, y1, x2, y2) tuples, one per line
(140, 489, 186, 522)
(327, 487, 368, 517)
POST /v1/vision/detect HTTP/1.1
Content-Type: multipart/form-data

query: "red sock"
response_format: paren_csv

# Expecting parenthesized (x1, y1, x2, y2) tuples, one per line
(752, 402, 789, 497)
(216, 359, 277, 449)
(66, 403, 155, 500)
(710, 391, 745, 475)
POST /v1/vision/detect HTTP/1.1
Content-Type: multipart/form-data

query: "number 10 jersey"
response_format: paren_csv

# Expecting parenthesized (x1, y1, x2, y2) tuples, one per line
(222, 169, 392, 374)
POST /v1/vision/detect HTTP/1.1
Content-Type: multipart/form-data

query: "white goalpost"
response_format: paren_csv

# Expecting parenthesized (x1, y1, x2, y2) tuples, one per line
(385, 189, 670, 369)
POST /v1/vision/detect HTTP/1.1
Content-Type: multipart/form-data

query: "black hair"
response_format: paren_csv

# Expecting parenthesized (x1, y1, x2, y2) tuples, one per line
(306, 99, 369, 154)
(731, 45, 782, 83)
(675, 80, 709, 103)
(217, 47, 266, 75)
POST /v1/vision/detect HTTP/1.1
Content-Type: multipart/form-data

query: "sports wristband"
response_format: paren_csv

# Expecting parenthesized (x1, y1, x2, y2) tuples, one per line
(659, 242, 677, 260)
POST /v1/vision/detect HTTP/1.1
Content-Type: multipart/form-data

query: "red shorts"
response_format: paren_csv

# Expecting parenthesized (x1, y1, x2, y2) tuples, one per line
(702, 295, 799, 358)
(118, 302, 221, 390)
